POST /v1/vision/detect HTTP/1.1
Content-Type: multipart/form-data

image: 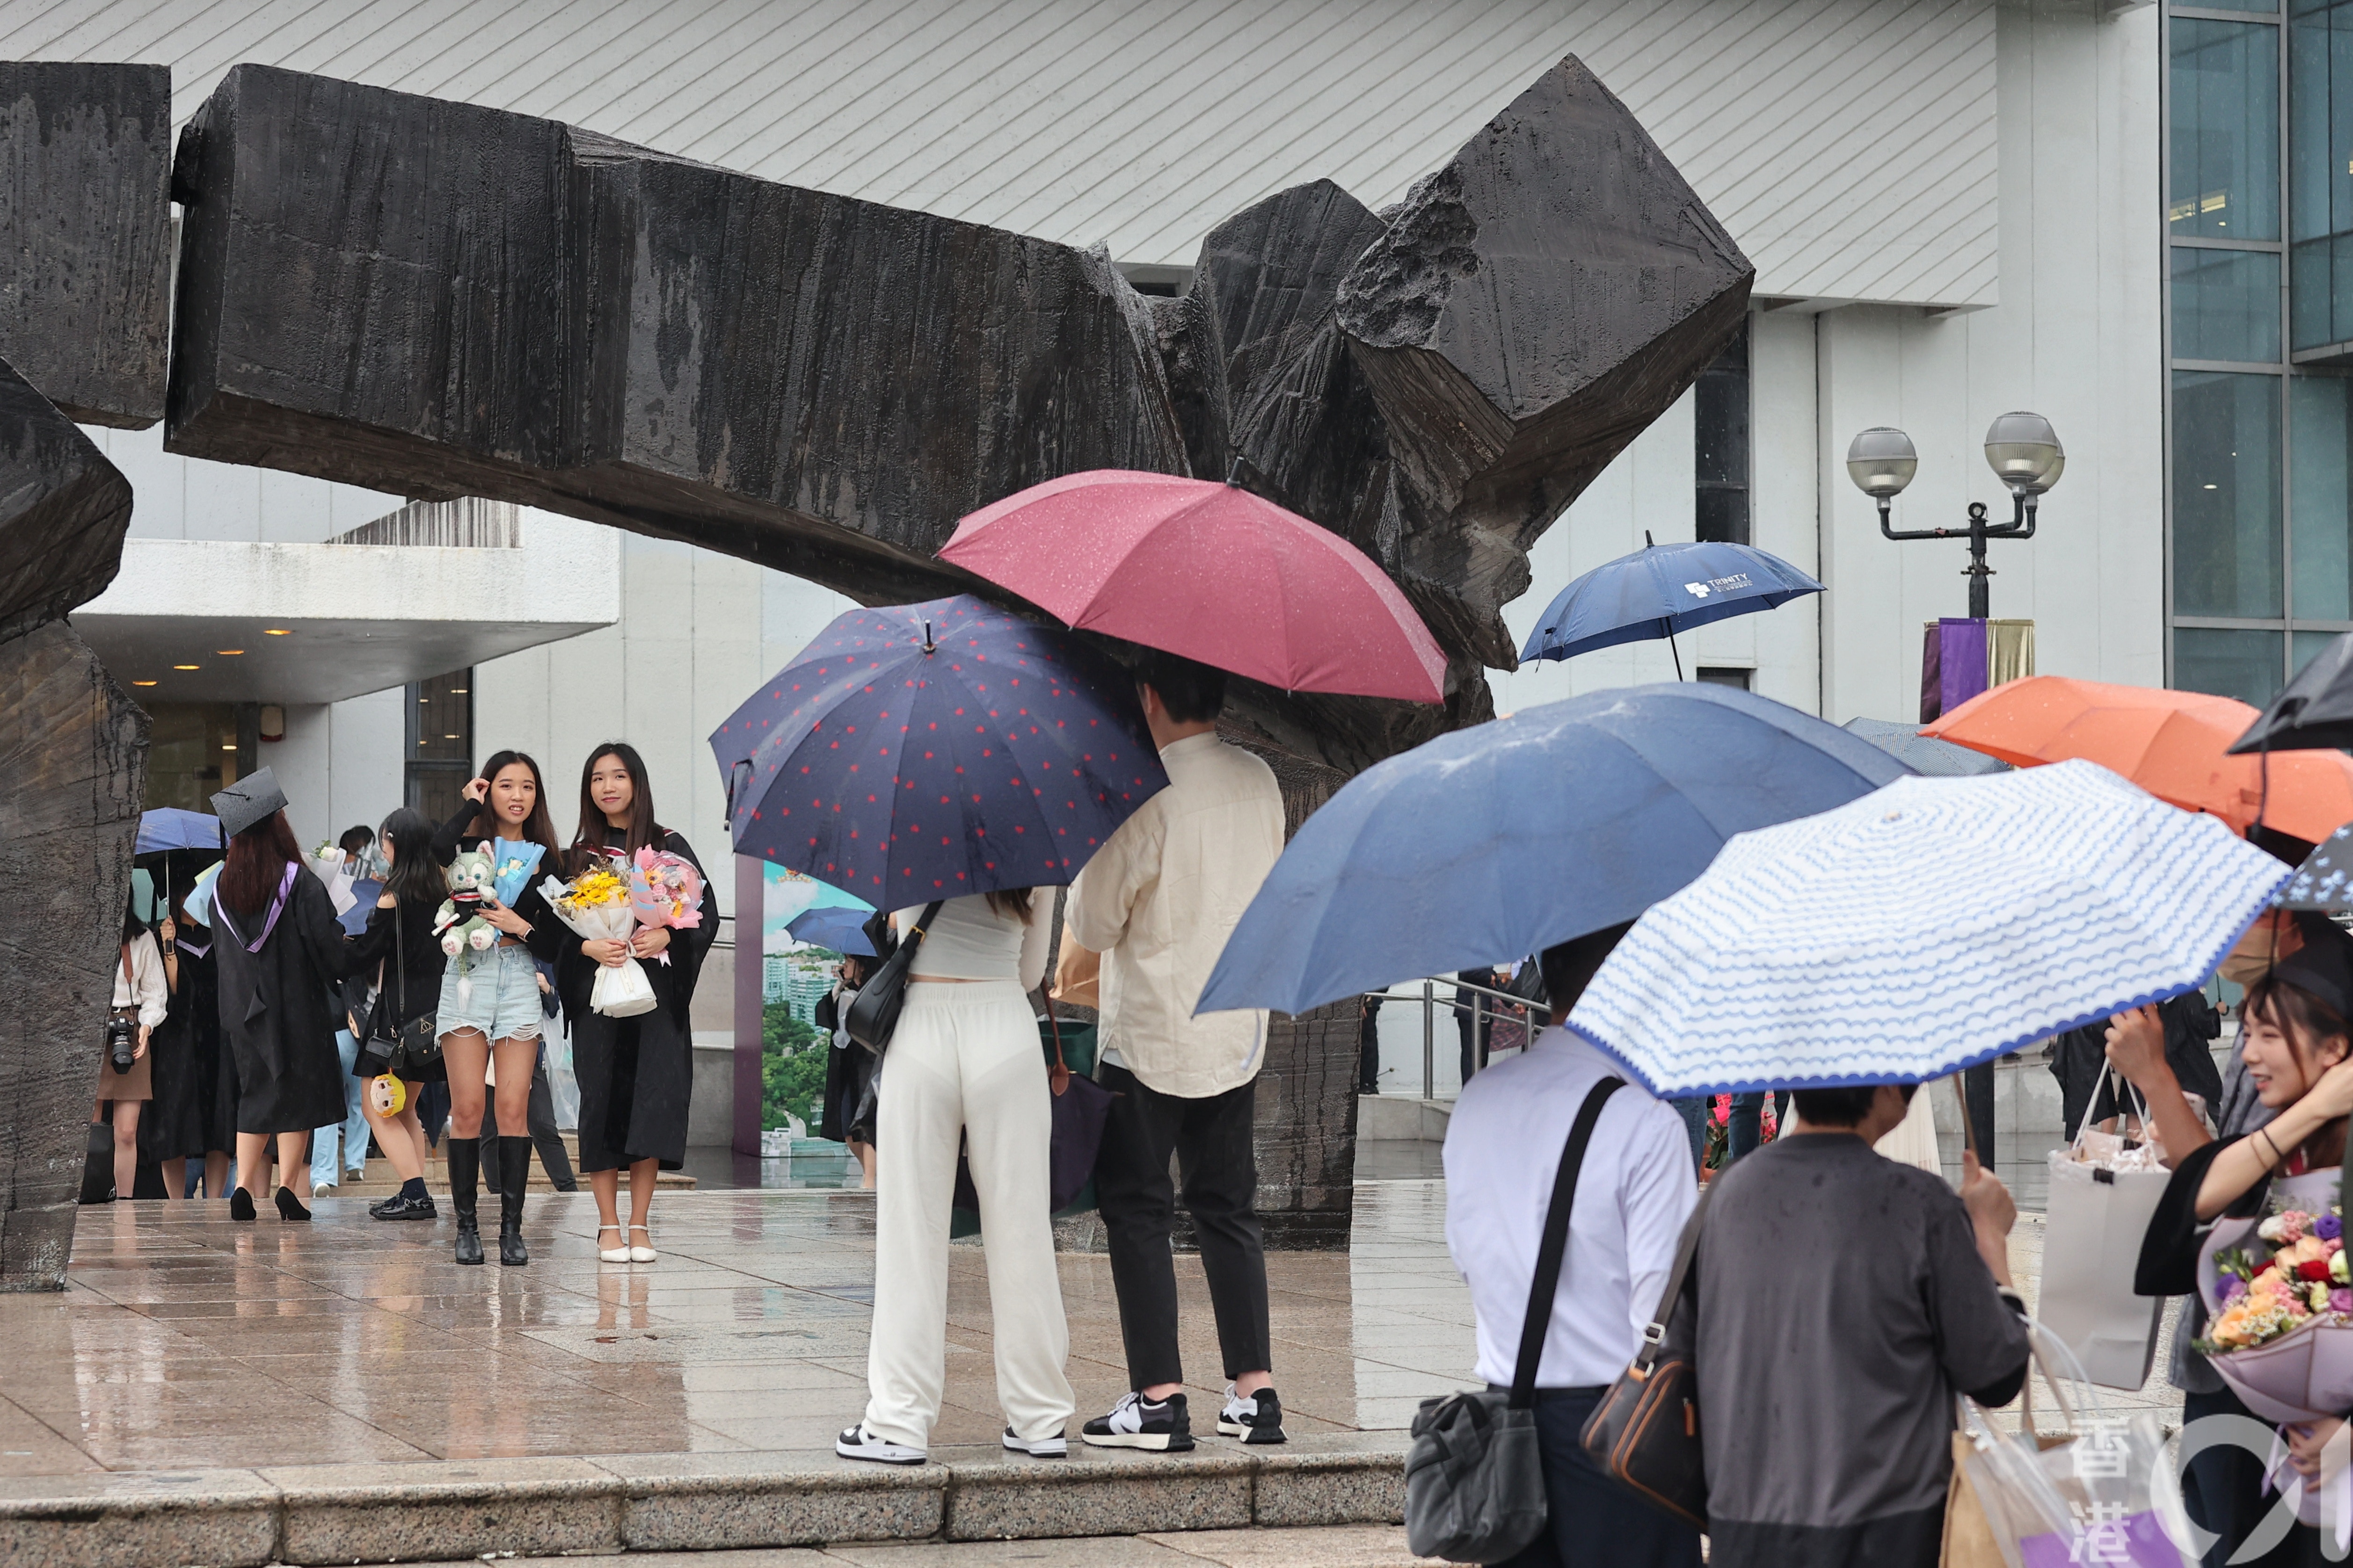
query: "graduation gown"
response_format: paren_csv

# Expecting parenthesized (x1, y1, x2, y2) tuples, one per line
(144, 937, 222, 1160)
(213, 869, 360, 1135)
(556, 829, 714, 1172)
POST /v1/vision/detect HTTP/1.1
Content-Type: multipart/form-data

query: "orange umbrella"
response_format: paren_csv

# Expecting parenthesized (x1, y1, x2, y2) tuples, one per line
(1920, 675, 2353, 843)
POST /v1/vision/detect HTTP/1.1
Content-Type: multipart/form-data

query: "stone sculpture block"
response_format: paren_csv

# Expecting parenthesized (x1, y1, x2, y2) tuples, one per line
(0, 62, 172, 428)
(0, 622, 147, 1289)
(1337, 57, 1754, 663)
(0, 352, 134, 643)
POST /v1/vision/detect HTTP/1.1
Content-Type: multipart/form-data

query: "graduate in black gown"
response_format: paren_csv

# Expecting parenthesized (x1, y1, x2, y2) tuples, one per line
(145, 858, 229, 1198)
(208, 769, 359, 1222)
(555, 743, 715, 1264)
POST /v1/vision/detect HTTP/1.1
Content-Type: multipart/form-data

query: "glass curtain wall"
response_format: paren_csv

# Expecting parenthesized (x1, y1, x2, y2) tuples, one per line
(2170, 0, 2353, 703)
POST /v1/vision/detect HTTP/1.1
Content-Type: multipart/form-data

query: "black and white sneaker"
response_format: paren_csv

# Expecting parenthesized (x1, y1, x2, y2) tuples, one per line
(1217, 1384, 1286, 1444)
(1001, 1426, 1067, 1458)
(835, 1423, 925, 1466)
(1081, 1391, 1194, 1452)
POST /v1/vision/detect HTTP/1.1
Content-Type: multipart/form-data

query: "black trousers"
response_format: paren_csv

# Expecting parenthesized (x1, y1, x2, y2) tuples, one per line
(526, 1052, 576, 1191)
(1095, 1065, 1271, 1390)
(1494, 1387, 1702, 1568)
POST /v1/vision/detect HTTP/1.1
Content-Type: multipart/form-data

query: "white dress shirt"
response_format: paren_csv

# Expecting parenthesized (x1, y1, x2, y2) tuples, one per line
(1065, 732, 1283, 1098)
(110, 931, 169, 1028)
(1443, 1027, 1698, 1389)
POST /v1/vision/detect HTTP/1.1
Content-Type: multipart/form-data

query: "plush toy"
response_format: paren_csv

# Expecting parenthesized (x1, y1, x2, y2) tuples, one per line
(434, 845, 500, 967)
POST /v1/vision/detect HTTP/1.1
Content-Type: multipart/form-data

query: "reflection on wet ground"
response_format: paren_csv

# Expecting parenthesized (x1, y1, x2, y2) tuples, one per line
(0, 1179, 1472, 1476)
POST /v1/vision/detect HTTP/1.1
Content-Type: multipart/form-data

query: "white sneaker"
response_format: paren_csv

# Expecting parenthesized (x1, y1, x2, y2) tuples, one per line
(836, 1423, 926, 1466)
(1001, 1426, 1067, 1458)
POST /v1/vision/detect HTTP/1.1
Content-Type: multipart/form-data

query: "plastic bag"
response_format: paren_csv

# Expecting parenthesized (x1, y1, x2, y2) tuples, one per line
(1957, 1326, 2195, 1567)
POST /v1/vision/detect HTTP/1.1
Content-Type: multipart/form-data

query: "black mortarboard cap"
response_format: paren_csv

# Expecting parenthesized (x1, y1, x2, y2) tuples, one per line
(210, 766, 288, 839)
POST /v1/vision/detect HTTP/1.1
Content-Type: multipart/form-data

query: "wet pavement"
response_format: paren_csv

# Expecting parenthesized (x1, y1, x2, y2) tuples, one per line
(0, 1179, 1469, 1477)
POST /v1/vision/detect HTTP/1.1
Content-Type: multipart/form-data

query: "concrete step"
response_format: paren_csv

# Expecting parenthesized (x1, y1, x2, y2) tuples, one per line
(0, 1435, 1405, 1568)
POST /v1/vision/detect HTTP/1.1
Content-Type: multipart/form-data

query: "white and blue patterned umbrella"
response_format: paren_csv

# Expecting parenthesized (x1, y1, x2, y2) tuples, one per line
(1566, 759, 2292, 1096)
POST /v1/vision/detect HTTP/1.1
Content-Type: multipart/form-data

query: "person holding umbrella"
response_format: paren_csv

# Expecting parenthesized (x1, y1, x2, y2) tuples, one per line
(208, 769, 362, 1222)
(1066, 649, 1289, 1452)
(714, 595, 1167, 1469)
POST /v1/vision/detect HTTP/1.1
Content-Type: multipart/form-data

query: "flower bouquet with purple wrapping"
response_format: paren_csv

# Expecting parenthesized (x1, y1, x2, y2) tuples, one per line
(2195, 1170, 2353, 1423)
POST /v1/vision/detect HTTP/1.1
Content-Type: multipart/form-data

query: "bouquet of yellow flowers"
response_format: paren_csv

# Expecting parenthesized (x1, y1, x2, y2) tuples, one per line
(539, 864, 656, 1017)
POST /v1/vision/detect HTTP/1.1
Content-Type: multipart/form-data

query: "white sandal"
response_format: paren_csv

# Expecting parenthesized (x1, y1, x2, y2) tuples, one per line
(597, 1224, 628, 1264)
(628, 1223, 656, 1264)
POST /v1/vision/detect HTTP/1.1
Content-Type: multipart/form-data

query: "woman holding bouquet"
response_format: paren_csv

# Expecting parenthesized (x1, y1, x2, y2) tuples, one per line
(348, 808, 449, 1222)
(431, 751, 566, 1266)
(557, 743, 713, 1265)
(208, 769, 361, 1222)
(2141, 928, 2353, 1565)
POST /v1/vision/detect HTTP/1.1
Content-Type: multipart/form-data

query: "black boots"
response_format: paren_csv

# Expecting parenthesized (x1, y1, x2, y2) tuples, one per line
(448, 1136, 484, 1265)
(496, 1135, 531, 1267)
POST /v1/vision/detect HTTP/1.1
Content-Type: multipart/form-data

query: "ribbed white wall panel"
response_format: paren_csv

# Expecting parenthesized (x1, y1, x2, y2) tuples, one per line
(3, 0, 1996, 306)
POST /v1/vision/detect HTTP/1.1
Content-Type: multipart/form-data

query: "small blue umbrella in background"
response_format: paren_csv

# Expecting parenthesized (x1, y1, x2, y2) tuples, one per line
(786, 907, 879, 957)
(1841, 717, 2010, 777)
(1566, 761, 2291, 1097)
(1195, 683, 1910, 1018)
(136, 808, 223, 855)
(1519, 534, 1823, 679)
(712, 594, 1168, 901)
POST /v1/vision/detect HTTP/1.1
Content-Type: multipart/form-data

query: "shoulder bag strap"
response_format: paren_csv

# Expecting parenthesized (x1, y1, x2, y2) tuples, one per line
(1632, 1181, 1716, 1376)
(1509, 1075, 1627, 1409)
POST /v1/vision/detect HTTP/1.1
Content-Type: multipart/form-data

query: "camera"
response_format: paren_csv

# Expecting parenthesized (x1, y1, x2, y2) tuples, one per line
(105, 1016, 136, 1074)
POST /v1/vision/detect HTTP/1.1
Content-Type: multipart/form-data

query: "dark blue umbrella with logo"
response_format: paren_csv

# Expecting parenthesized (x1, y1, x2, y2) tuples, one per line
(1195, 684, 1910, 1017)
(1519, 534, 1823, 678)
(711, 595, 1168, 903)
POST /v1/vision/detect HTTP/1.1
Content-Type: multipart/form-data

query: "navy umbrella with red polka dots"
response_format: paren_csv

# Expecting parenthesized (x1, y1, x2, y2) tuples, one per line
(710, 595, 1169, 902)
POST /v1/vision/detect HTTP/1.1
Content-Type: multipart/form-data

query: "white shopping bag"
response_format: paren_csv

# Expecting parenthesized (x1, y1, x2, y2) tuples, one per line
(2040, 1149, 2171, 1391)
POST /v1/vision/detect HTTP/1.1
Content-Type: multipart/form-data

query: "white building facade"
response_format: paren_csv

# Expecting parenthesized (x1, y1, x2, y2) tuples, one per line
(22, 0, 2272, 1009)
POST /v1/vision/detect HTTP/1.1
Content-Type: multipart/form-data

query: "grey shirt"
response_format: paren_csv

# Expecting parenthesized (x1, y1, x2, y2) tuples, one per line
(1695, 1136, 2029, 1550)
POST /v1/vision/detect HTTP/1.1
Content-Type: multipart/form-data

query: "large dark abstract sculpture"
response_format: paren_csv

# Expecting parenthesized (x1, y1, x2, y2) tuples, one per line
(0, 622, 146, 1289)
(0, 63, 171, 429)
(163, 57, 1751, 773)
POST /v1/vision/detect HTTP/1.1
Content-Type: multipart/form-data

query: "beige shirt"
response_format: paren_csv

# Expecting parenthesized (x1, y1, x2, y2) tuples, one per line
(1066, 732, 1284, 1098)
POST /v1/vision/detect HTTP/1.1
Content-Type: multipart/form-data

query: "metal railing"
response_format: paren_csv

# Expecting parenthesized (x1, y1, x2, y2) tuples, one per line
(1368, 974, 1541, 1101)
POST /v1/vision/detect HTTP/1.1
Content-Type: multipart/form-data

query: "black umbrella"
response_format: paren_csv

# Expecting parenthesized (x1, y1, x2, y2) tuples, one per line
(2278, 824, 2353, 911)
(2228, 632, 2353, 754)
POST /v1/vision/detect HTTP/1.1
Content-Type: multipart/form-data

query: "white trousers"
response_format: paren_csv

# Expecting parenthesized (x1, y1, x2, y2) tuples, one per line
(863, 980, 1073, 1448)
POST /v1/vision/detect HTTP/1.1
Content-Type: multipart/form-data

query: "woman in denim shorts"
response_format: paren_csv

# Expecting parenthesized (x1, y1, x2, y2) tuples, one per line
(429, 750, 566, 1268)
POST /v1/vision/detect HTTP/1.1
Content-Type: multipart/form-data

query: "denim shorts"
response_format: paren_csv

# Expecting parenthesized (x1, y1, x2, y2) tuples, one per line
(435, 942, 543, 1042)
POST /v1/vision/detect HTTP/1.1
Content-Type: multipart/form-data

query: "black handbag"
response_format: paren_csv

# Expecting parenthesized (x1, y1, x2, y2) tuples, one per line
(1580, 1182, 1712, 1528)
(844, 900, 942, 1054)
(361, 909, 442, 1079)
(1404, 1077, 1625, 1562)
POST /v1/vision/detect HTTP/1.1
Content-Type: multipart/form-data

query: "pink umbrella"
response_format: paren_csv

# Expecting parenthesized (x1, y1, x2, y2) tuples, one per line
(938, 470, 1448, 703)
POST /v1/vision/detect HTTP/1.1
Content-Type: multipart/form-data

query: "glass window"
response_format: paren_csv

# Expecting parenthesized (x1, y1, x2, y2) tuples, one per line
(2175, 626, 2287, 704)
(2174, 20, 2283, 241)
(1694, 323, 1749, 546)
(2296, 627, 2349, 671)
(2292, 0, 2353, 342)
(405, 667, 474, 822)
(142, 702, 241, 812)
(2293, 374, 2353, 616)
(2174, 370, 2287, 616)
(2173, 247, 2283, 360)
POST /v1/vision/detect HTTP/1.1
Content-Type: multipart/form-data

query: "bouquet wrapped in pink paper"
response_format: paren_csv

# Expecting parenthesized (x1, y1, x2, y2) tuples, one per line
(625, 849, 704, 962)
(2196, 1170, 2353, 1423)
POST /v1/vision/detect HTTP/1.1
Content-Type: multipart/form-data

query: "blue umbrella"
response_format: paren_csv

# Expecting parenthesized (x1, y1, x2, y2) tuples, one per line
(1518, 535, 1823, 678)
(787, 907, 879, 957)
(1195, 683, 1910, 1017)
(136, 808, 224, 855)
(712, 594, 1168, 901)
(1567, 761, 2290, 1095)
(1841, 717, 2009, 777)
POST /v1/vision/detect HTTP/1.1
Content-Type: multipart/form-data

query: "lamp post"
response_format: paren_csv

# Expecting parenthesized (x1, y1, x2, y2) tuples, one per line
(1845, 413, 2065, 617)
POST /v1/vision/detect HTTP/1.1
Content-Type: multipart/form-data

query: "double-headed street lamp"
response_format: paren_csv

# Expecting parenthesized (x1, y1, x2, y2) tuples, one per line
(1845, 413, 2066, 618)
